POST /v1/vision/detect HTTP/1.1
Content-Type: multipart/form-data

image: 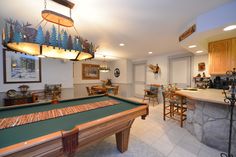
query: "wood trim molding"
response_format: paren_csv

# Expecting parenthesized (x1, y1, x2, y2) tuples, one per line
(179, 24, 196, 42)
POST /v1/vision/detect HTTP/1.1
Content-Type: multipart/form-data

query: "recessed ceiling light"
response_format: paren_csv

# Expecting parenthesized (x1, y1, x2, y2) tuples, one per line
(119, 43, 125, 46)
(196, 50, 203, 53)
(188, 45, 197, 48)
(148, 51, 153, 54)
(223, 25, 236, 31)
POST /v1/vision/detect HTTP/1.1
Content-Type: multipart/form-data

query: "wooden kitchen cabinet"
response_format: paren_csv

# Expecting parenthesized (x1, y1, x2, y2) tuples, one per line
(208, 37, 236, 75)
(231, 38, 236, 69)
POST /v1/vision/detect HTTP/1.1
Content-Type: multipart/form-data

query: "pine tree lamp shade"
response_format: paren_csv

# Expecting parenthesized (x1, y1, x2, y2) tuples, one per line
(1, 0, 97, 61)
(2, 25, 94, 61)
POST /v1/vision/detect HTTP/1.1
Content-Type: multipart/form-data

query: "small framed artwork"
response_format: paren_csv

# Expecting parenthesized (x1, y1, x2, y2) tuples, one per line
(114, 68, 120, 77)
(198, 62, 205, 71)
(82, 64, 100, 80)
(3, 49, 42, 83)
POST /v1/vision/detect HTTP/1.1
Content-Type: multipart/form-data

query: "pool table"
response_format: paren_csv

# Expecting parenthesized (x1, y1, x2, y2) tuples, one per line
(0, 95, 148, 157)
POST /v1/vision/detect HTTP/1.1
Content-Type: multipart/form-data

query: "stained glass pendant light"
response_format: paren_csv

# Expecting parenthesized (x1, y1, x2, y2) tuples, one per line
(2, 0, 97, 61)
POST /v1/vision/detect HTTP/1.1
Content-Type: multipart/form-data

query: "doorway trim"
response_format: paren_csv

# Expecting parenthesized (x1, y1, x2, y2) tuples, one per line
(168, 53, 193, 88)
(132, 60, 147, 98)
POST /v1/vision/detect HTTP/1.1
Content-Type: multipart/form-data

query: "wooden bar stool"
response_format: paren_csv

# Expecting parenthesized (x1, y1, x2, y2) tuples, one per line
(162, 91, 187, 127)
(86, 86, 97, 96)
(162, 91, 173, 120)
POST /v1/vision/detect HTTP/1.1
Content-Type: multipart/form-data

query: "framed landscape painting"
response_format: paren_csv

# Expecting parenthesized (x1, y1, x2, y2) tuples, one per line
(3, 49, 41, 83)
(82, 64, 100, 80)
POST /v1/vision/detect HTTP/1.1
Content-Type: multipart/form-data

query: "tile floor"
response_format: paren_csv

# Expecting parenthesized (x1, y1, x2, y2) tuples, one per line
(77, 98, 224, 157)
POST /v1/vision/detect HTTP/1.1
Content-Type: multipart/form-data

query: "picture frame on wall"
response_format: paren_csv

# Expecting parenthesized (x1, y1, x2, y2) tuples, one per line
(3, 49, 42, 83)
(198, 62, 205, 71)
(82, 64, 100, 80)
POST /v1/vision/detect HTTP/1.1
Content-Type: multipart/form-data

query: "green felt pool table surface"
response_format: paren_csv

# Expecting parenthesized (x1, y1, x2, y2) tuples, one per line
(0, 95, 142, 149)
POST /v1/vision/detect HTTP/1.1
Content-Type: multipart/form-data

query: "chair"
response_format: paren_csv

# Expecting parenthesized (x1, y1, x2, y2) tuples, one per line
(108, 85, 119, 95)
(162, 85, 187, 127)
(86, 87, 95, 96)
(143, 84, 160, 106)
(61, 128, 79, 157)
(113, 85, 119, 95)
(91, 86, 107, 94)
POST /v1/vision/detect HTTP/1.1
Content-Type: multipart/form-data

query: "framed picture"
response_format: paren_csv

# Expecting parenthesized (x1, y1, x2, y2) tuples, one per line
(82, 64, 100, 80)
(114, 68, 120, 78)
(198, 62, 205, 71)
(3, 49, 42, 83)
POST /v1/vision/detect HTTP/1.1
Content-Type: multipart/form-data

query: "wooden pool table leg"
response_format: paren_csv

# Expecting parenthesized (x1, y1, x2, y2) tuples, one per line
(141, 107, 149, 120)
(115, 127, 131, 153)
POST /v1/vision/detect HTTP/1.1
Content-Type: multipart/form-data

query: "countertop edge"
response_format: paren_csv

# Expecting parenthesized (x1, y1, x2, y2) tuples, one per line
(175, 90, 227, 105)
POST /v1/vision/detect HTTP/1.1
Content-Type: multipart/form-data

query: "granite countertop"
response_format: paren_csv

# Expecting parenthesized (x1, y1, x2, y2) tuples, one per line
(175, 89, 228, 105)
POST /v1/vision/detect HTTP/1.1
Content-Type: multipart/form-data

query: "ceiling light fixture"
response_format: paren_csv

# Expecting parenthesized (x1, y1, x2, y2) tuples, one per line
(196, 50, 203, 53)
(223, 25, 236, 31)
(37, 55, 46, 58)
(148, 51, 153, 54)
(188, 45, 197, 48)
(99, 56, 110, 72)
(2, 0, 98, 61)
(119, 43, 125, 46)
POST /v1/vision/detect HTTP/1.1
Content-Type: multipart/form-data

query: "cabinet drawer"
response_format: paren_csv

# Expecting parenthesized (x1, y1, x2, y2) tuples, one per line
(4, 97, 33, 106)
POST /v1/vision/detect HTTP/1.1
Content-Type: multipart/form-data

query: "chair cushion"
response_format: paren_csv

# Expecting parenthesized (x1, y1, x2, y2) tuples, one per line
(150, 86, 158, 94)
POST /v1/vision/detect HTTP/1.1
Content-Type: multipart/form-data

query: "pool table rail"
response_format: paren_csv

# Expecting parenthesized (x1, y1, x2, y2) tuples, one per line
(0, 100, 148, 157)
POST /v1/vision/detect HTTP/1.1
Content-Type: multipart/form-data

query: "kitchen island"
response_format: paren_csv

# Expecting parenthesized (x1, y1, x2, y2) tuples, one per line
(175, 89, 236, 155)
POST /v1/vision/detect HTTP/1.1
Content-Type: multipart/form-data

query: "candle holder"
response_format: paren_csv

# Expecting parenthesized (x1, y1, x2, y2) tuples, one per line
(221, 68, 236, 157)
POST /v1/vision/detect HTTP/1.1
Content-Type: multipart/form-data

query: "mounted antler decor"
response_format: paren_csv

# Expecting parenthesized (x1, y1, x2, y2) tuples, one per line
(148, 64, 160, 74)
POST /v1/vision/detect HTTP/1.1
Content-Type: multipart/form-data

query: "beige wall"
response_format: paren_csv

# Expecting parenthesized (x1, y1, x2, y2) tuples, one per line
(110, 59, 133, 84)
(146, 54, 169, 85)
(191, 54, 209, 86)
(133, 52, 209, 87)
(130, 52, 209, 101)
(109, 59, 133, 97)
(73, 59, 133, 97)
(192, 54, 209, 77)
(0, 49, 74, 93)
(73, 60, 110, 84)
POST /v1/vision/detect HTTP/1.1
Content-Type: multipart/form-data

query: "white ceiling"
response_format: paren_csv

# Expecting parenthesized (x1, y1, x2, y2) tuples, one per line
(0, 0, 233, 59)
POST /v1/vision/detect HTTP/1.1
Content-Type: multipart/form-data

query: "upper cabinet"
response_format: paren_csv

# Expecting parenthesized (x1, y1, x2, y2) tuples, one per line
(179, 1, 236, 55)
(232, 38, 236, 69)
(208, 38, 236, 75)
